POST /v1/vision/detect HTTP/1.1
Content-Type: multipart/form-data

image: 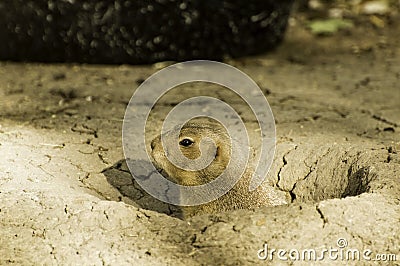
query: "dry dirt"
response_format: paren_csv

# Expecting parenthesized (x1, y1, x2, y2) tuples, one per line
(1, 10, 399, 266)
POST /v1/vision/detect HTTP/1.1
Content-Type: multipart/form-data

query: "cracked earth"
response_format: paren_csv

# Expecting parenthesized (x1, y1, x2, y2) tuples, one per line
(1, 12, 400, 266)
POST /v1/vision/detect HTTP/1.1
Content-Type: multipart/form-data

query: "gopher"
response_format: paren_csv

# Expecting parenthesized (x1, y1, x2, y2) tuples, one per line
(150, 119, 287, 218)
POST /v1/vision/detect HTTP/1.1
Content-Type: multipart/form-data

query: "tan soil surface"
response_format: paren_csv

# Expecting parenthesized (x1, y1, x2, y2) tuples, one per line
(1, 8, 399, 265)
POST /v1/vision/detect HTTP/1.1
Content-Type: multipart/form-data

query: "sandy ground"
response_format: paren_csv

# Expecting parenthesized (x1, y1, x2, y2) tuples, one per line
(1, 9, 399, 266)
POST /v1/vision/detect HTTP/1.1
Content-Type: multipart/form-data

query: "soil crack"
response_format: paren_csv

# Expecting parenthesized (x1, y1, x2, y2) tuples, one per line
(276, 145, 298, 190)
(316, 205, 328, 228)
(371, 114, 398, 127)
(289, 147, 331, 202)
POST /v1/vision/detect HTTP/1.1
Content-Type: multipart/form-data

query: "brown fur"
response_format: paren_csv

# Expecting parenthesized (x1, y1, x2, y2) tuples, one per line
(151, 119, 287, 218)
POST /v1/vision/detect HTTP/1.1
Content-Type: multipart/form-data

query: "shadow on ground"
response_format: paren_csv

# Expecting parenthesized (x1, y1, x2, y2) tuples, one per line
(103, 159, 183, 219)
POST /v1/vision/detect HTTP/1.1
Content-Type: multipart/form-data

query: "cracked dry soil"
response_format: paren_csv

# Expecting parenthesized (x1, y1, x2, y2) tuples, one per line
(1, 14, 400, 266)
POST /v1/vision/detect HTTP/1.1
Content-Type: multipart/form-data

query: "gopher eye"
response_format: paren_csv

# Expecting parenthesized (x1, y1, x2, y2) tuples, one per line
(179, 138, 194, 147)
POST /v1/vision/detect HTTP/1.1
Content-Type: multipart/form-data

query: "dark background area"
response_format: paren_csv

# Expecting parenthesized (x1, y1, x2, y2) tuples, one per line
(0, 0, 294, 64)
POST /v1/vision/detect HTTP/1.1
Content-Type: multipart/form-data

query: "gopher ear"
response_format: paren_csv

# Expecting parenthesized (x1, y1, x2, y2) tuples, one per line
(214, 146, 226, 162)
(215, 146, 220, 160)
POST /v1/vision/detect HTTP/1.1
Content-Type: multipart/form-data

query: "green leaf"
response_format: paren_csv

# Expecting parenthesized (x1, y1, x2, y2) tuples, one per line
(308, 19, 354, 35)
